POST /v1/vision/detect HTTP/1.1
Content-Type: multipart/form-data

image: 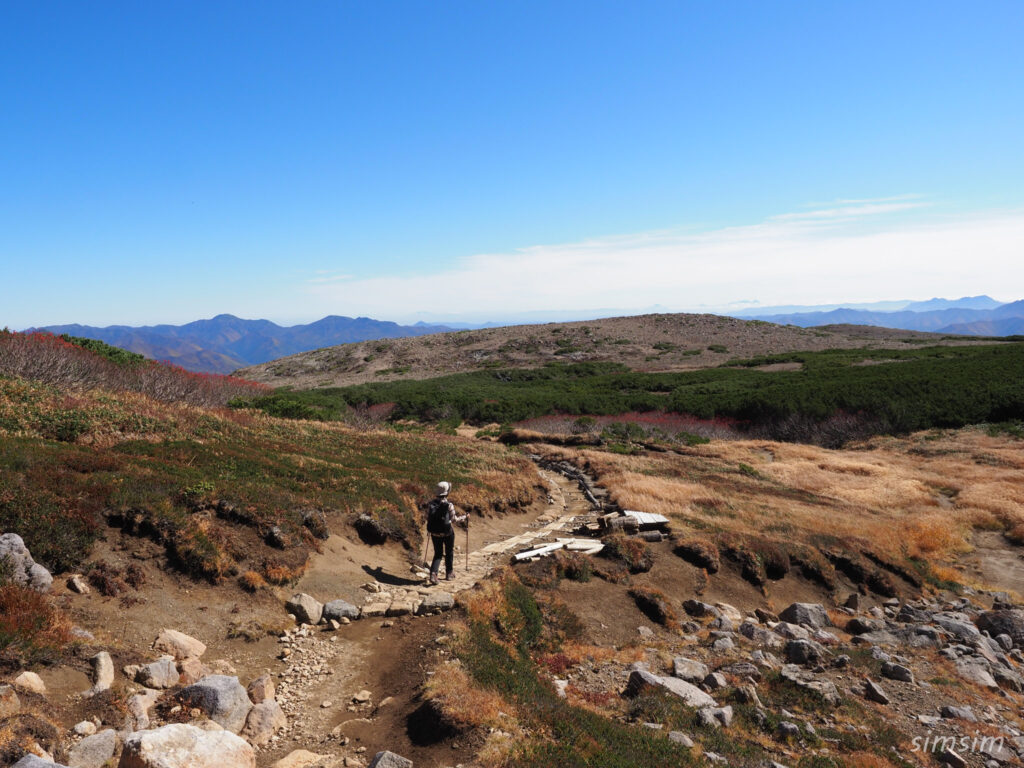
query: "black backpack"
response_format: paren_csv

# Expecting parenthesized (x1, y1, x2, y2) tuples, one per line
(426, 498, 451, 534)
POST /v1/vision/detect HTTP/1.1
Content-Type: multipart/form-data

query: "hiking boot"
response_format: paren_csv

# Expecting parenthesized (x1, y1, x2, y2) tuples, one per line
(446, 572, 455, 581)
(429, 573, 439, 585)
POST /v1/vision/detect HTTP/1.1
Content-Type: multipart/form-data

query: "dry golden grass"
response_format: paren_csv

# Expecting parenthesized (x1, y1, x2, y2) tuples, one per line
(422, 661, 511, 730)
(535, 427, 1024, 590)
(238, 570, 267, 592)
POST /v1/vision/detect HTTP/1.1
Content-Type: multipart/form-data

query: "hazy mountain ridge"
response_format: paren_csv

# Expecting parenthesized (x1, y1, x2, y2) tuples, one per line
(739, 295, 1022, 334)
(33, 314, 455, 373)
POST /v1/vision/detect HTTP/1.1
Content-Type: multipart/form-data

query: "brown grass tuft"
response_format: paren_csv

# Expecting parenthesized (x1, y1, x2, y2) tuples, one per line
(238, 570, 267, 592)
(422, 662, 510, 730)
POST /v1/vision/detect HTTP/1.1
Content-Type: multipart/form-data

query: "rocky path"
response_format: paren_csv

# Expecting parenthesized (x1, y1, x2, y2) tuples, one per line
(253, 460, 610, 764)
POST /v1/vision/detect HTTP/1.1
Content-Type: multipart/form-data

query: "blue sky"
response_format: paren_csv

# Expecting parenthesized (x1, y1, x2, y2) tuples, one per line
(2, 1, 1023, 327)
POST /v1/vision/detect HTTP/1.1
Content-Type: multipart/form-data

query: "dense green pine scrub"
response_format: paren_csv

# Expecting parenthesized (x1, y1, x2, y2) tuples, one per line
(232, 343, 1024, 438)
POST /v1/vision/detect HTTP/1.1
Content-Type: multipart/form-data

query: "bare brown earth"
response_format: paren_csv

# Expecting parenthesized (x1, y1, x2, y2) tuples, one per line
(236, 313, 983, 388)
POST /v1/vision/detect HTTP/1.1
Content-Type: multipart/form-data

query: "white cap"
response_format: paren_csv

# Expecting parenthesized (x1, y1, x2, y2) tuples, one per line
(436, 481, 451, 497)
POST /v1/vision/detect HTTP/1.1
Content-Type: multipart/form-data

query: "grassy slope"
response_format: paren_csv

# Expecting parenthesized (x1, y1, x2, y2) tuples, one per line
(538, 426, 1024, 592)
(0, 375, 538, 583)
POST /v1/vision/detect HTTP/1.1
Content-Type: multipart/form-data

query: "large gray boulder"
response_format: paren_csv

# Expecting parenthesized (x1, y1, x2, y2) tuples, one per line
(322, 599, 360, 621)
(179, 676, 253, 733)
(119, 723, 255, 768)
(624, 669, 716, 708)
(285, 593, 323, 625)
(976, 610, 1024, 648)
(68, 729, 118, 768)
(778, 603, 832, 628)
(367, 752, 413, 768)
(0, 533, 53, 592)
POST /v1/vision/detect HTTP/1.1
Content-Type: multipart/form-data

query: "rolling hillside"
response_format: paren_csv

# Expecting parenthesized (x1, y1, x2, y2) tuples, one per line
(236, 312, 988, 389)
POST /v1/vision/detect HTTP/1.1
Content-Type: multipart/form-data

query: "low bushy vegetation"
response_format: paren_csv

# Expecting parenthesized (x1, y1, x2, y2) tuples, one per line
(0, 373, 538, 578)
(0, 330, 268, 407)
(0, 583, 72, 669)
(235, 343, 1024, 445)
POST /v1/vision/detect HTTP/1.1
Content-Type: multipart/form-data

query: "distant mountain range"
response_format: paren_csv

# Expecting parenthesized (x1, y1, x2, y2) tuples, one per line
(733, 296, 1024, 336)
(32, 314, 455, 374)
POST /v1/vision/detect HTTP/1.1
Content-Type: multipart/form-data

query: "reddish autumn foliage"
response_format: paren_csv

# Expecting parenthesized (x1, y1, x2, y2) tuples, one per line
(0, 330, 269, 407)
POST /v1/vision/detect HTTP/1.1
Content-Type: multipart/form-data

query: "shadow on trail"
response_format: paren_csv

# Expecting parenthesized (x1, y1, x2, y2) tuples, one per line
(362, 564, 421, 587)
(406, 700, 459, 746)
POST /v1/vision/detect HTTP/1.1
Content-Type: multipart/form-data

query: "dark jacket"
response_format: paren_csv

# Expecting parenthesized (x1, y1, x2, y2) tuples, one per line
(427, 497, 457, 536)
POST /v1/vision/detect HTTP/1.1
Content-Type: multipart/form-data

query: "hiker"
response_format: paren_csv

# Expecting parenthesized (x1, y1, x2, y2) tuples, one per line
(426, 481, 467, 584)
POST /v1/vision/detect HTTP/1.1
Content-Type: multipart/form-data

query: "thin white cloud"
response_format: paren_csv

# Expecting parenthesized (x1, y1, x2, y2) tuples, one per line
(307, 273, 354, 284)
(771, 201, 926, 221)
(304, 202, 1024, 320)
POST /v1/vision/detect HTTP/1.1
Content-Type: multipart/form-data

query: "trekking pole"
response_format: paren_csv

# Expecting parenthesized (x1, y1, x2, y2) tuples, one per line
(465, 513, 470, 571)
(421, 524, 429, 569)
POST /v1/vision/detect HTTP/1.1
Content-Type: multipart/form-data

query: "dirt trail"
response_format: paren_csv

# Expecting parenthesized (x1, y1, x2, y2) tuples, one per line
(252, 462, 604, 766)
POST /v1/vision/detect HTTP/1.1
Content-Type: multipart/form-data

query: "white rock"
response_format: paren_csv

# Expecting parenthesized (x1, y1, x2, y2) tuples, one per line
(13, 671, 46, 695)
(152, 629, 207, 661)
(119, 723, 255, 768)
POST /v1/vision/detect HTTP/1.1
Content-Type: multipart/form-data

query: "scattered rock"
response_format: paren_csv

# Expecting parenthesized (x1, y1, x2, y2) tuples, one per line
(697, 705, 733, 728)
(385, 601, 414, 617)
(272, 751, 328, 768)
(119, 723, 255, 768)
(127, 688, 161, 730)
(67, 574, 90, 594)
(778, 603, 832, 628)
(668, 731, 694, 747)
(682, 600, 719, 618)
(0, 684, 20, 718)
(67, 729, 117, 768)
(361, 603, 388, 618)
(785, 639, 826, 666)
(417, 592, 455, 615)
(779, 665, 840, 706)
(625, 669, 717, 708)
(13, 671, 46, 695)
(672, 657, 709, 683)
(367, 752, 413, 768)
(153, 629, 207, 661)
(12, 757, 70, 768)
(179, 675, 254, 733)
(246, 674, 274, 704)
(322, 599, 360, 622)
(881, 662, 914, 683)
(240, 700, 286, 746)
(777, 721, 801, 739)
(0, 533, 53, 592)
(936, 747, 968, 768)
(702, 672, 727, 690)
(976, 610, 1024, 648)
(285, 593, 324, 625)
(863, 680, 890, 704)
(939, 705, 978, 721)
(137, 658, 180, 689)
(177, 657, 205, 685)
(844, 593, 861, 610)
(954, 660, 998, 689)
(73, 721, 97, 736)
